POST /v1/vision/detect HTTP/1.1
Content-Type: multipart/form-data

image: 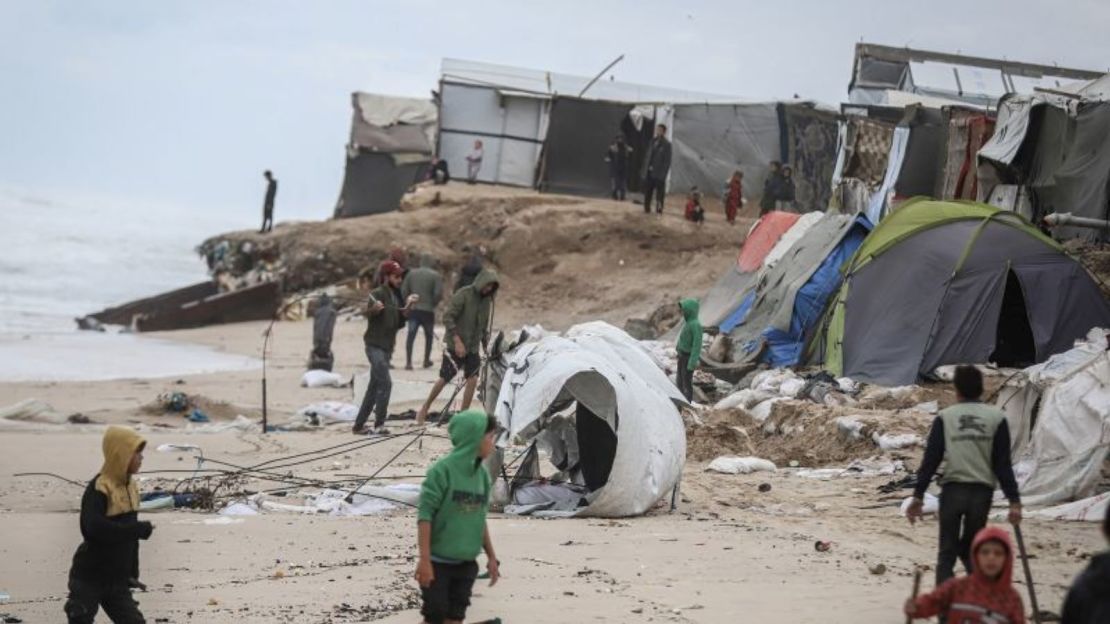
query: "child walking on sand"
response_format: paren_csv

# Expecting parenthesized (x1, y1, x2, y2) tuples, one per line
(64, 426, 154, 623)
(904, 525, 1025, 623)
(415, 410, 500, 624)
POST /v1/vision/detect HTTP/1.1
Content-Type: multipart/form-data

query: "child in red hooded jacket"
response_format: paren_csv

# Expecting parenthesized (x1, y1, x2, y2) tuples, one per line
(905, 525, 1025, 623)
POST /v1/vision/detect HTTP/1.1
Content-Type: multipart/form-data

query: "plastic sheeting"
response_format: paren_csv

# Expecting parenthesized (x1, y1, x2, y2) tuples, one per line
(866, 125, 909, 223)
(670, 103, 780, 198)
(782, 105, 839, 212)
(491, 321, 686, 517)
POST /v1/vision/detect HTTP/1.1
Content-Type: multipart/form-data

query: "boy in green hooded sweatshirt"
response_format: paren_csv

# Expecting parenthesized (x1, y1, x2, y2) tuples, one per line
(415, 409, 500, 624)
(675, 298, 702, 401)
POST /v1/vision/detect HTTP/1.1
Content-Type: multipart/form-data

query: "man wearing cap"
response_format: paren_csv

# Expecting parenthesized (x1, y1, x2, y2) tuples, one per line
(353, 260, 418, 435)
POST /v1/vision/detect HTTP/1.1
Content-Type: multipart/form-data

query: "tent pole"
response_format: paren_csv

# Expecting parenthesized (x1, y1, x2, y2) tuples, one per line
(578, 54, 625, 98)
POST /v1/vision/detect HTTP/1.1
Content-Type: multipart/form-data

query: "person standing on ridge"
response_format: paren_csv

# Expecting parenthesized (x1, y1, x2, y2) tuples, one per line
(906, 365, 1022, 587)
(466, 140, 484, 184)
(260, 170, 277, 234)
(642, 124, 672, 215)
(402, 254, 444, 371)
(606, 134, 632, 200)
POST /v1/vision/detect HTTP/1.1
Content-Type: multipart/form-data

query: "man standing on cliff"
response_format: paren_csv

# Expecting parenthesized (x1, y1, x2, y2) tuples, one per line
(260, 170, 277, 234)
(642, 124, 672, 215)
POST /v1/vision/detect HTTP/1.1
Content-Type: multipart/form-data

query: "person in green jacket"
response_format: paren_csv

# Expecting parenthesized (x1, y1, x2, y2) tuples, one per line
(353, 260, 418, 435)
(415, 409, 500, 624)
(402, 254, 445, 371)
(675, 298, 702, 401)
(415, 270, 500, 425)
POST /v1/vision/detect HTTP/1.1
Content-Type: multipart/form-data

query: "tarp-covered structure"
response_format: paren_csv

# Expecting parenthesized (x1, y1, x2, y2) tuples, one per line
(996, 328, 1110, 507)
(978, 92, 1110, 241)
(486, 322, 686, 517)
(697, 211, 800, 329)
(823, 199, 1110, 386)
(334, 93, 437, 218)
(670, 103, 781, 201)
(781, 104, 839, 212)
(711, 213, 872, 368)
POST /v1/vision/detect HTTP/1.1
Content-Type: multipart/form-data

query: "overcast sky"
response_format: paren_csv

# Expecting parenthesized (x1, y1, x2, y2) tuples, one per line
(2, 0, 1108, 222)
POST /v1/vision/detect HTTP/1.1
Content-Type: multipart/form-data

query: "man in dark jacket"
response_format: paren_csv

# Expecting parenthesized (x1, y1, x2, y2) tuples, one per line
(65, 426, 154, 623)
(309, 293, 337, 372)
(353, 260, 418, 434)
(261, 170, 277, 233)
(642, 124, 672, 214)
(907, 365, 1022, 586)
(402, 254, 444, 370)
(415, 269, 499, 425)
(606, 135, 632, 200)
(1060, 504, 1110, 623)
(759, 161, 782, 215)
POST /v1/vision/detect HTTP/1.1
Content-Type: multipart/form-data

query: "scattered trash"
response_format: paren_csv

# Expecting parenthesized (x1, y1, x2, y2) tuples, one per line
(290, 402, 358, 428)
(900, 493, 939, 518)
(912, 401, 938, 414)
(706, 456, 777, 474)
(0, 398, 67, 426)
(161, 392, 190, 412)
(67, 413, 92, 424)
(188, 414, 257, 433)
(758, 483, 772, 493)
(814, 541, 832, 552)
(868, 563, 887, 575)
(301, 370, 346, 388)
(872, 432, 922, 451)
(187, 409, 210, 423)
(202, 516, 244, 525)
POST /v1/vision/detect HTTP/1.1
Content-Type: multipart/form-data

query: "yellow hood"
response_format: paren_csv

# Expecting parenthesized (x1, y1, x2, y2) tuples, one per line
(94, 426, 146, 516)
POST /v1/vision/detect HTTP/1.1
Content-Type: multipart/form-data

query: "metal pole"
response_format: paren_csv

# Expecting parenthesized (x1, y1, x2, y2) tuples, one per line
(1013, 525, 1042, 624)
(578, 54, 625, 98)
(1044, 212, 1110, 230)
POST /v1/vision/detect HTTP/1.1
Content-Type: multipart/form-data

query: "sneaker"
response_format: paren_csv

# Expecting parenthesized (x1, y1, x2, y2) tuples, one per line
(372, 427, 391, 435)
(352, 426, 369, 435)
(422, 360, 434, 369)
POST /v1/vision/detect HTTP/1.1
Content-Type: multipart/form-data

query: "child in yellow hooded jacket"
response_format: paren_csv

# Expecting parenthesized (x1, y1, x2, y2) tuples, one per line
(64, 426, 154, 623)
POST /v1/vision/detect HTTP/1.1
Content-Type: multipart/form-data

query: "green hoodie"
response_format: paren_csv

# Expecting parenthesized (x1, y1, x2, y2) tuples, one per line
(676, 298, 703, 371)
(443, 269, 499, 355)
(418, 409, 491, 562)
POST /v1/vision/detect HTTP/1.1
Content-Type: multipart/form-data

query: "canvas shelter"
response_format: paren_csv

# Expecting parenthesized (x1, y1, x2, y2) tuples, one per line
(334, 93, 437, 218)
(996, 328, 1110, 507)
(697, 211, 801, 329)
(822, 199, 1110, 386)
(669, 103, 781, 199)
(935, 107, 996, 201)
(781, 104, 839, 212)
(712, 213, 873, 368)
(486, 322, 686, 518)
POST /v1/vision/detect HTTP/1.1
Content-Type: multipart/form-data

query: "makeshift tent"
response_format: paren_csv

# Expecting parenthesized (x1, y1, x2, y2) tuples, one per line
(714, 213, 872, 368)
(670, 103, 781, 199)
(437, 81, 548, 187)
(698, 211, 801, 328)
(781, 104, 839, 212)
(996, 329, 1110, 506)
(935, 107, 995, 201)
(539, 97, 660, 197)
(334, 93, 436, 218)
(829, 115, 895, 215)
(865, 105, 946, 223)
(823, 199, 1110, 386)
(488, 322, 685, 517)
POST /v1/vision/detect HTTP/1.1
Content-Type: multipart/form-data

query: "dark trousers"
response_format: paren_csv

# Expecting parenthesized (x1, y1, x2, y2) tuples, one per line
(405, 310, 435, 366)
(260, 208, 273, 233)
(354, 345, 392, 430)
(421, 560, 478, 624)
(936, 482, 993, 586)
(676, 351, 694, 401)
(610, 175, 627, 200)
(64, 577, 145, 624)
(643, 176, 666, 213)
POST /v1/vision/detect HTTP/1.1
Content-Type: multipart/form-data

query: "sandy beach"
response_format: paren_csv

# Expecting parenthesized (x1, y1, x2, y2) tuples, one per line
(0, 320, 1102, 623)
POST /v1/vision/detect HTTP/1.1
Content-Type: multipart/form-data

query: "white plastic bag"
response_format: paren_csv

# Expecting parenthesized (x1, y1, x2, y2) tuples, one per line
(301, 370, 346, 388)
(706, 456, 777, 474)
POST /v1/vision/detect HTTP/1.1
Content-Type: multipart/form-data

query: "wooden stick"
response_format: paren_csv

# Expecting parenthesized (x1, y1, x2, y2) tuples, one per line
(1013, 524, 1042, 624)
(905, 566, 922, 624)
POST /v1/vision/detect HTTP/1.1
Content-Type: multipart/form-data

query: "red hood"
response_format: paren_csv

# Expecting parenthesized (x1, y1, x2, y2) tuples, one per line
(971, 525, 1015, 587)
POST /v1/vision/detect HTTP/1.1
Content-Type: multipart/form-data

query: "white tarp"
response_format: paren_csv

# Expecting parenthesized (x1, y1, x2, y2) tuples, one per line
(491, 321, 686, 517)
(999, 328, 1110, 506)
(354, 93, 437, 127)
(866, 125, 910, 223)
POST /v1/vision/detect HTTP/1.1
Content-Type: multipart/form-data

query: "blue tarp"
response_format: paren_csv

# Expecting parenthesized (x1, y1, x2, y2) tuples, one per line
(761, 216, 872, 366)
(719, 291, 756, 333)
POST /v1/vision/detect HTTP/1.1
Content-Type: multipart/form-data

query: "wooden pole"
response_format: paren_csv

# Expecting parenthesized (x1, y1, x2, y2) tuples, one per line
(1013, 525, 1042, 624)
(905, 567, 922, 624)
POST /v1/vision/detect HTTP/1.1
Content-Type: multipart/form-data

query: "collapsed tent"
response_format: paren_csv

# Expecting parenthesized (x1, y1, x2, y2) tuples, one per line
(486, 322, 686, 517)
(697, 211, 801, 329)
(823, 199, 1110, 386)
(714, 213, 872, 368)
(334, 93, 437, 218)
(997, 328, 1110, 506)
(670, 103, 781, 199)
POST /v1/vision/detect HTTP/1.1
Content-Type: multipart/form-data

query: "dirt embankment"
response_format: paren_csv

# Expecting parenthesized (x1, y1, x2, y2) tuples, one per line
(198, 183, 752, 331)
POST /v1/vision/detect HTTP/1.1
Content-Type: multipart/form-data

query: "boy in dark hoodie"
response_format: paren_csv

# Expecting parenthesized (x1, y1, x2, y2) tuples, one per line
(675, 298, 703, 401)
(415, 410, 500, 624)
(64, 426, 154, 623)
(1060, 503, 1110, 623)
(905, 525, 1025, 623)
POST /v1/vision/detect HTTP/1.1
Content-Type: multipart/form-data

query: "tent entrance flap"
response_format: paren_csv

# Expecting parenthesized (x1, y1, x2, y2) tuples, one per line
(989, 270, 1036, 368)
(576, 402, 617, 492)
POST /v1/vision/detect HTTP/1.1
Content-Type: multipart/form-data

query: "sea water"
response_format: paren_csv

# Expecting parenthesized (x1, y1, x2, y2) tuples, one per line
(0, 187, 263, 381)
